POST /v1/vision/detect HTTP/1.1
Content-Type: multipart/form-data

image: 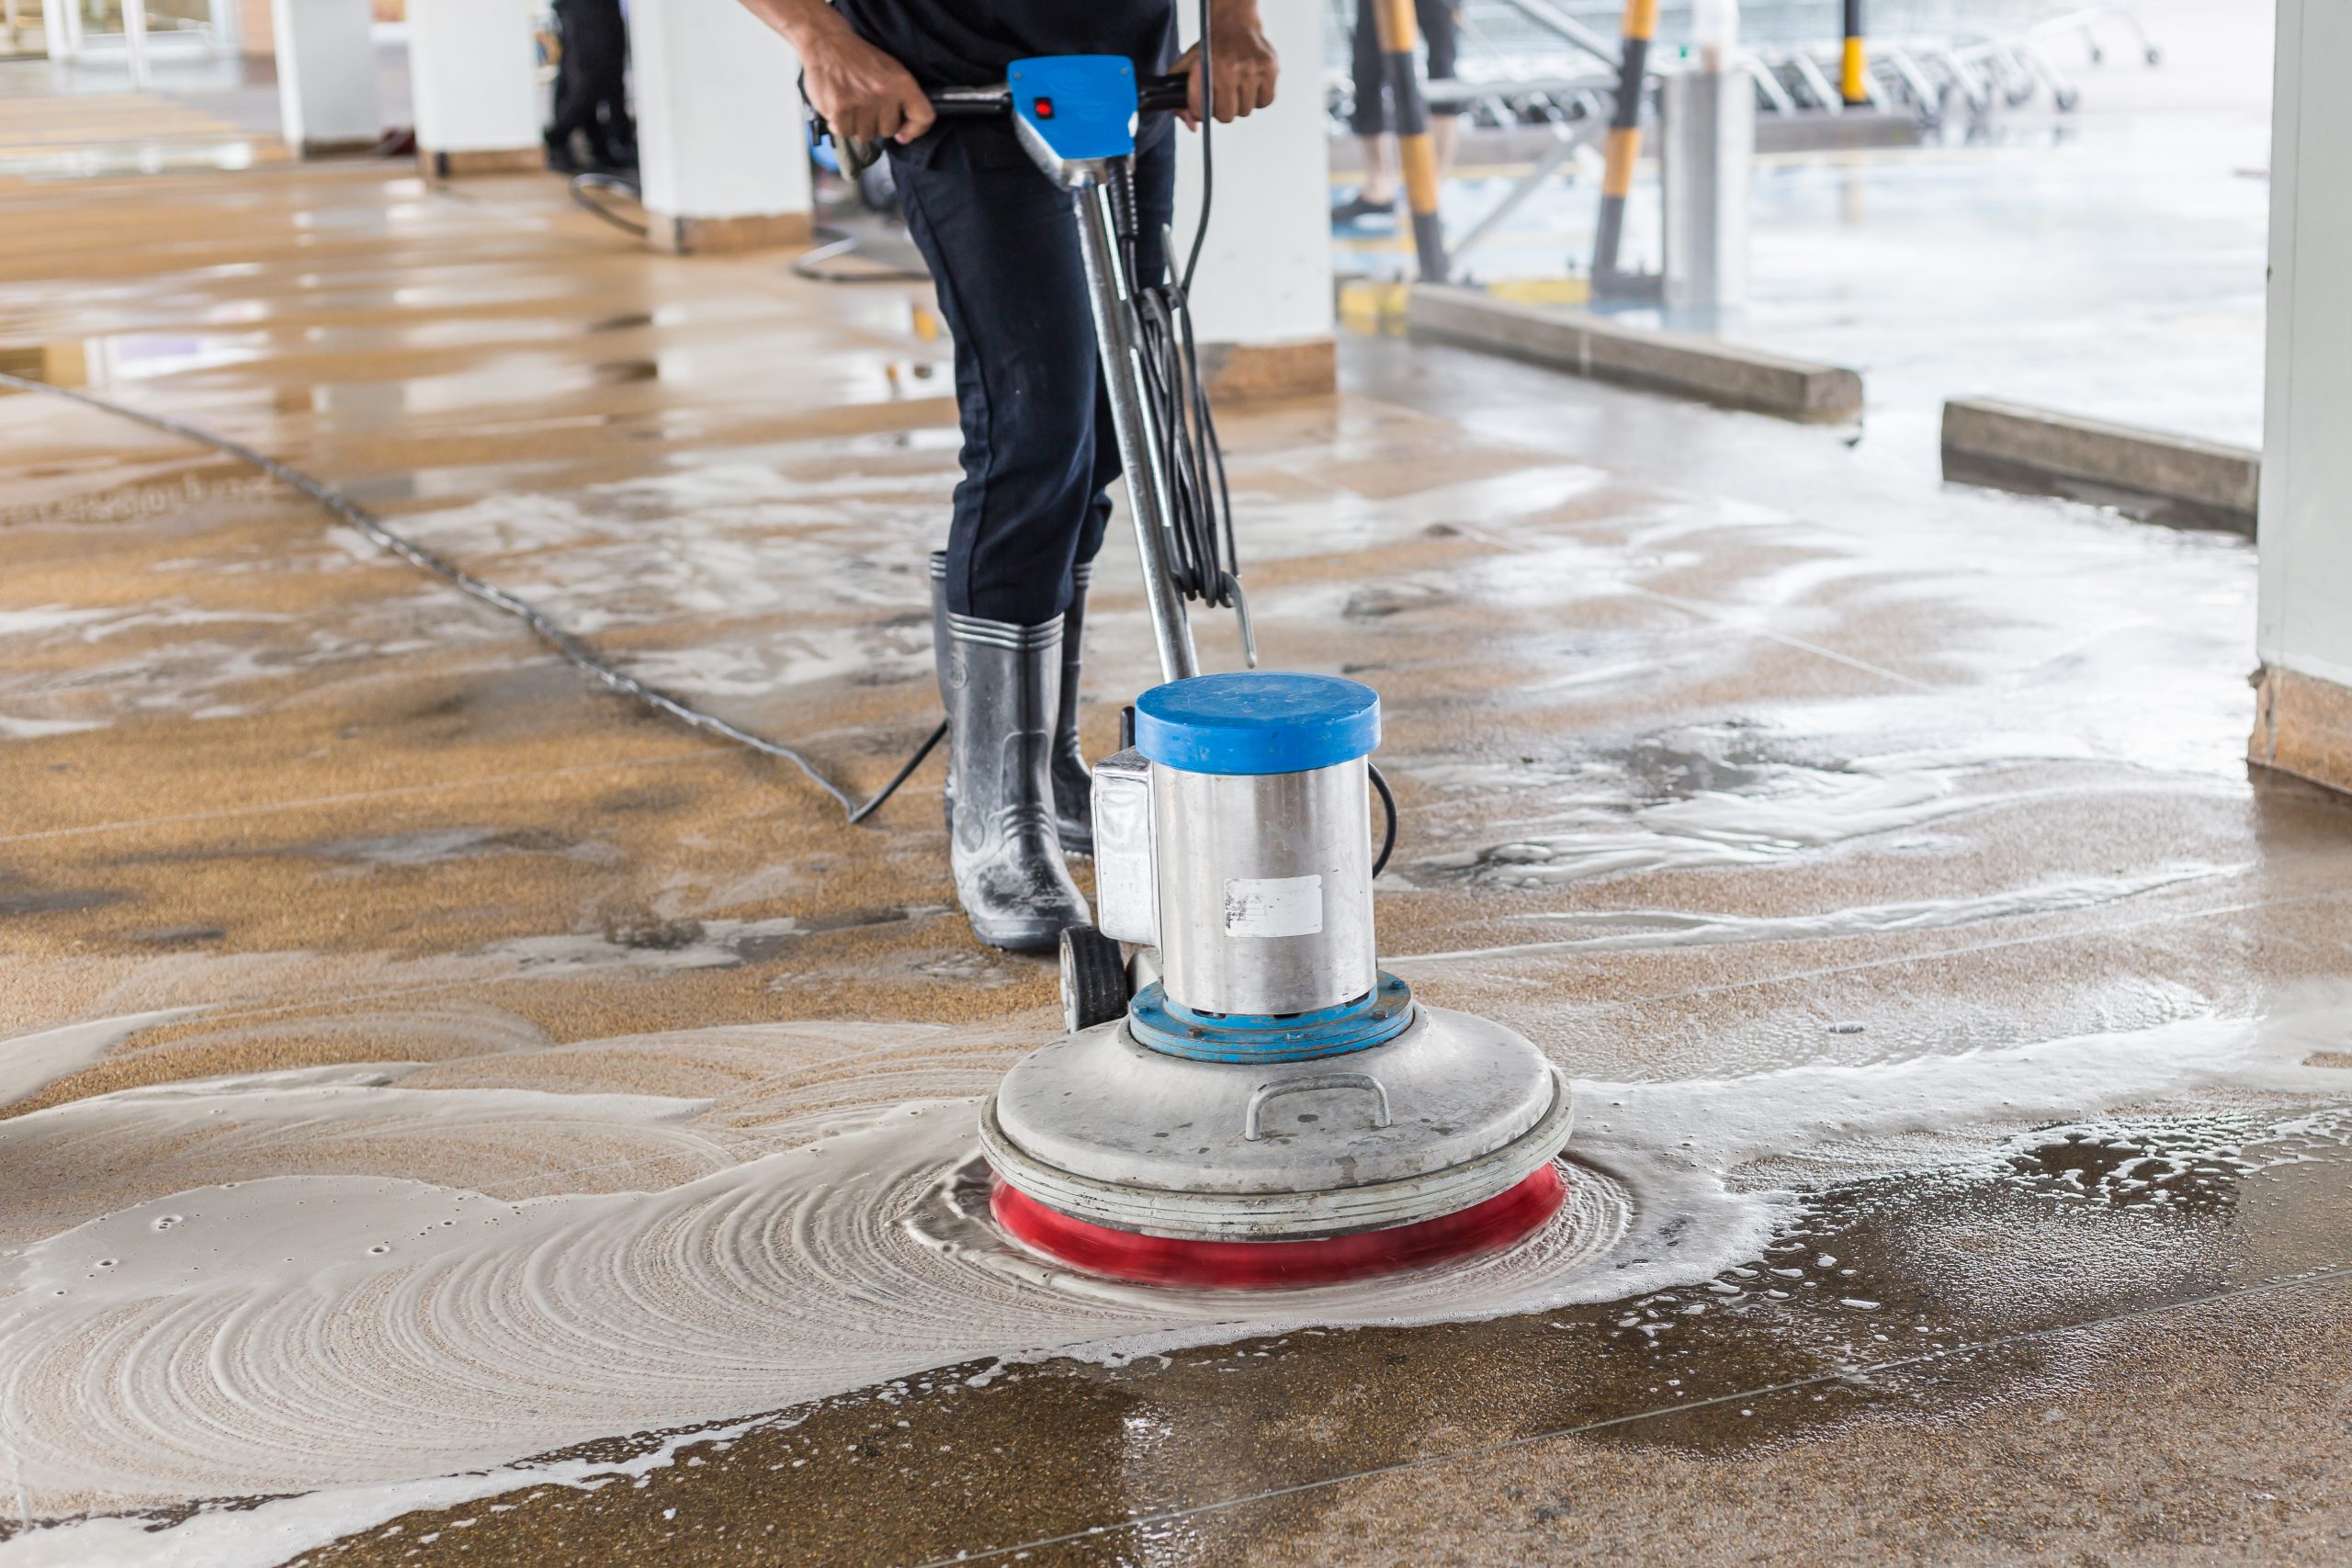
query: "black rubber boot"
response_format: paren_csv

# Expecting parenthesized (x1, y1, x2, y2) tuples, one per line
(1052, 560, 1095, 857)
(941, 610, 1091, 953)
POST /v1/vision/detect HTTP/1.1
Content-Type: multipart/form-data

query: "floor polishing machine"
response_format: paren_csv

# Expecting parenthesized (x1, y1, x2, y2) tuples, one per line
(840, 54, 1577, 1287)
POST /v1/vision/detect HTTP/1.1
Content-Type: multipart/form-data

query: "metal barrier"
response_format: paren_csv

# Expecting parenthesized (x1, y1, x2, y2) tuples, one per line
(1325, 0, 2162, 133)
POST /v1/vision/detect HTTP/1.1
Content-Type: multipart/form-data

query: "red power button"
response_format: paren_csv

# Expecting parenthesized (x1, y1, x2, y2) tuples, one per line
(1033, 96, 1055, 119)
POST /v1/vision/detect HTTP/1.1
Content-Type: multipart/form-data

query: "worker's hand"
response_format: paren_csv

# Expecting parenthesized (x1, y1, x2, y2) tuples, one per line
(1174, 0, 1279, 128)
(799, 21, 935, 145)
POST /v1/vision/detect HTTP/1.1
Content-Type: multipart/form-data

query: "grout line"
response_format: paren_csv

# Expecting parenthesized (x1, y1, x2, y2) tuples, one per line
(1625, 583, 1939, 692)
(1443, 506, 1936, 695)
(911, 1260, 2352, 1568)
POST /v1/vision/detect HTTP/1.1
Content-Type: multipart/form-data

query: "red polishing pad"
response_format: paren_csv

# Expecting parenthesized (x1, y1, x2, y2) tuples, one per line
(991, 1163, 1567, 1289)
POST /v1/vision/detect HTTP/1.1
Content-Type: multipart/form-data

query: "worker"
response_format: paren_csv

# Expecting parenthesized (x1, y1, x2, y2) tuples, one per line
(735, 0, 1279, 953)
(547, 0, 637, 174)
(1332, 0, 1461, 228)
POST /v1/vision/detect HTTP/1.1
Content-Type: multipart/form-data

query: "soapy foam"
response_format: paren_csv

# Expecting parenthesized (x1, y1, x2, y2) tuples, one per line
(0, 1010, 196, 1112)
(5, 993, 2345, 1568)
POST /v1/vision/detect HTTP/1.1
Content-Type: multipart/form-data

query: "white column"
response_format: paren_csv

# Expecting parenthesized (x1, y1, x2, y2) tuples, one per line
(268, 0, 381, 155)
(405, 0, 544, 175)
(48, 0, 85, 62)
(120, 0, 152, 89)
(1169, 0, 1336, 398)
(629, 0, 813, 253)
(2249, 0, 2352, 791)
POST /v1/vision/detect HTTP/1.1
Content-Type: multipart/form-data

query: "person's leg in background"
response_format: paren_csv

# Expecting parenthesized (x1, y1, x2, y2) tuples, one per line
(1421, 0, 1464, 186)
(1334, 0, 1462, 226)
(1333, 0, 1396, 225)
(1054, 121, 1178, 855)
(892, 147, 1103, 950)
(572, 0, 635, 170)
(545, 0, 596, 172)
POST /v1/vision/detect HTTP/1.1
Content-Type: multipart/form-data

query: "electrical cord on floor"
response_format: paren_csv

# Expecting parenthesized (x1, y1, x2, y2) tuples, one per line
(569, 171, 648, 238)
(0, 368, 936, 824)
(790, 231, 931, 284)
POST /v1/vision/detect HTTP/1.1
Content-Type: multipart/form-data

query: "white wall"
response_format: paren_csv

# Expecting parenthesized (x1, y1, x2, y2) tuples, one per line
(631, 0, 811, 222)
(1170, 0, 1334, 346)
(2255, 0, 2352, 686)
(269, 0, 379, 151)
(405, 0, 541, 155)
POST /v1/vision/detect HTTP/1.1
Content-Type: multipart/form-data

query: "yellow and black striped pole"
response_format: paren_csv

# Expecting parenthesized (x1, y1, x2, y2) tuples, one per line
(1589, 0, 1654, 290)
(1841, 0, 1869, 106)
(1374, 0, 1449, 283)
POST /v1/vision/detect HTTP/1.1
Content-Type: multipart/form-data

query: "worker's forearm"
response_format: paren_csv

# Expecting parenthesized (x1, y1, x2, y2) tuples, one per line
(734, 0, 854, 53)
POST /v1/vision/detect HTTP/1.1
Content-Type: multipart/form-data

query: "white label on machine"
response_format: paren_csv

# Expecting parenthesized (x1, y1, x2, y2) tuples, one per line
(1223, 874, 1324, 938)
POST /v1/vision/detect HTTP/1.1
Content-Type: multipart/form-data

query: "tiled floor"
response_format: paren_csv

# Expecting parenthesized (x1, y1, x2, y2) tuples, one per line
(3, 150, 2349, 1566)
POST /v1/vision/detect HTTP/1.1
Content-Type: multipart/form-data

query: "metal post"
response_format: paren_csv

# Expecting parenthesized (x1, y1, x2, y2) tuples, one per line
(1661, 67, 1751, 310)
(1073, 175, 1202, 684)
(1372, 0, 1448, 283)
(1590, 0, 1655, 290)
(1841, 0, 1869, 106)
(123, 0, 153, 90)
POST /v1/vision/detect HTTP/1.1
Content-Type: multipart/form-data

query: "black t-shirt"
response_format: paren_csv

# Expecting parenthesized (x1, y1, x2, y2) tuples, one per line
(836, 0, 1178, 167)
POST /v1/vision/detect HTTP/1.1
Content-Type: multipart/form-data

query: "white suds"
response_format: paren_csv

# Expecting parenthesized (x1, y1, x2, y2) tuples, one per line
(2, 994, 2343, 1565)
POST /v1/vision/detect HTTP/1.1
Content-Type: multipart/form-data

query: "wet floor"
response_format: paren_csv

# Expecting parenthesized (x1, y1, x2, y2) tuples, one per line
(5, 106, 2352, 1568)
(1344, 0, 2272, 454)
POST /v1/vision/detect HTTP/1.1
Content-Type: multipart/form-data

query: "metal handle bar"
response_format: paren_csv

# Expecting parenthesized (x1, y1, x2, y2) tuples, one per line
(923, 73, 1193, 118)
(810, 74, 1191, 173)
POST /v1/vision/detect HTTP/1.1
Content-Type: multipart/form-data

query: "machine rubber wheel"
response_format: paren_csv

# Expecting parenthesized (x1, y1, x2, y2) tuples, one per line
(1059, 925, 1132, 1033)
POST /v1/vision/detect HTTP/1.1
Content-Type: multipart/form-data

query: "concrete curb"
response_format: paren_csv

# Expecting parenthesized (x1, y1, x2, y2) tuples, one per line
(1940, 398, 2259, 532)
(1406, 284, 1863, 423)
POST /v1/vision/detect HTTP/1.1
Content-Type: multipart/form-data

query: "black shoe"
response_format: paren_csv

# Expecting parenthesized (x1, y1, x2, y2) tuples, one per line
(940, 610, 1091, 953)
(1331, 192, 1398, 229)
(1051, 561, 1095, 857)
(545, 134, 585, 175)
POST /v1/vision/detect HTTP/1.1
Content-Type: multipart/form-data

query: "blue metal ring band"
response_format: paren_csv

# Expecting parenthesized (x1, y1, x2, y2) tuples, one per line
(1125, 973, 1416, 1063)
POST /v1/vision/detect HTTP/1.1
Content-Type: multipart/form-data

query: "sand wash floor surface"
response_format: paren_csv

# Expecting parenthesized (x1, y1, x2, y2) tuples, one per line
(4, 996, 2346, 1567)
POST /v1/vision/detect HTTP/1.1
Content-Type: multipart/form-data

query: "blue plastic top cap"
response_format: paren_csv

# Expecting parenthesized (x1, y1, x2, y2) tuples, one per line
(1133, 672, 1381, 776)
(1008, 56, 1137, 163)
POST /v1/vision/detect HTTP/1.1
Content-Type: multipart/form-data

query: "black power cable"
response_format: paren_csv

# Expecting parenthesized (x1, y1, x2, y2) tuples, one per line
(0, 370, 929, 824)
(21, 33, 1262, 838)
(1369, 761, 1398, 877)
(568, 170, 649, 237)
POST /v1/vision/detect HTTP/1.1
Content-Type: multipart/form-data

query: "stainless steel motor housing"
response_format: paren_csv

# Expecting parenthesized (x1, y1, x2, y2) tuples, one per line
(1091, 748, 1376, 1018)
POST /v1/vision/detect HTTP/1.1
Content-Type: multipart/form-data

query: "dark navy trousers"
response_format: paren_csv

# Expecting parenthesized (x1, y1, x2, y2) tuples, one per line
(891, 122, 1176, 626)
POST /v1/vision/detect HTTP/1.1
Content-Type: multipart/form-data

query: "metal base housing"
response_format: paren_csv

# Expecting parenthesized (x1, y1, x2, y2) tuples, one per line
(980, 1003, 1574, 1247)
